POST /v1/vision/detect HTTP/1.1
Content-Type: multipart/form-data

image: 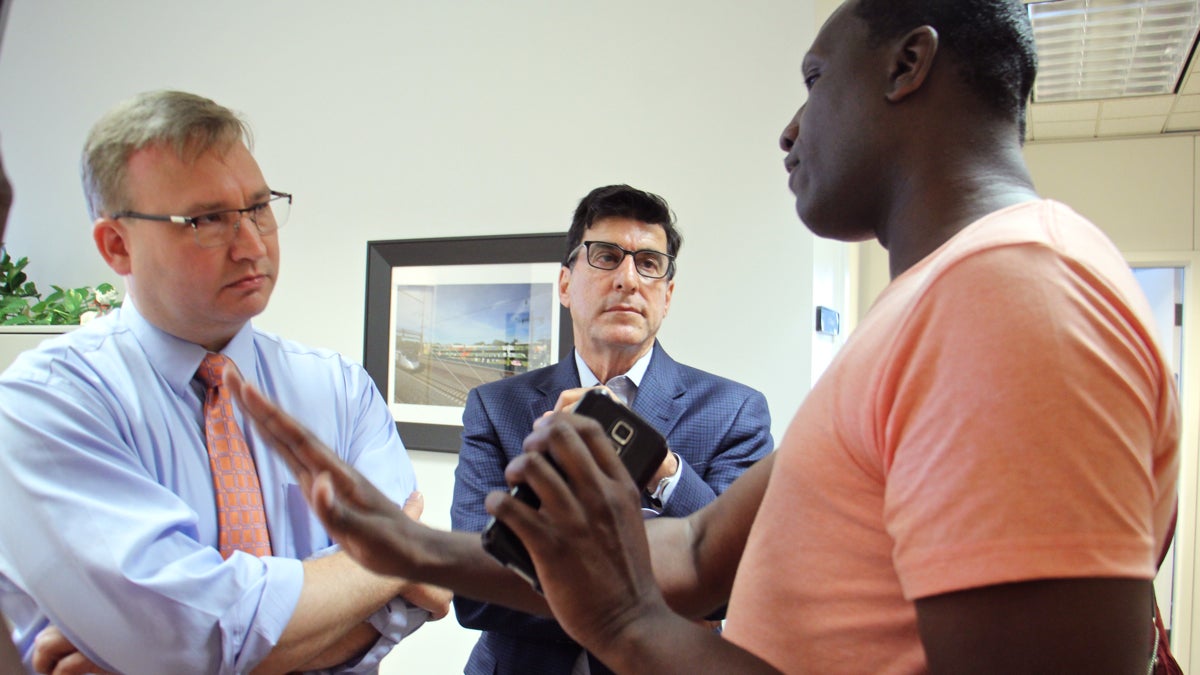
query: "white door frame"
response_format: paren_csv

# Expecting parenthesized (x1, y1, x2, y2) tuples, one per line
(1127, 251, 1200, 672)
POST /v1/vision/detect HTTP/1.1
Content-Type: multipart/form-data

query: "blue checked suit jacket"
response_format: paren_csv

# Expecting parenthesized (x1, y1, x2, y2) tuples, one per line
(450, 341, 773, 675)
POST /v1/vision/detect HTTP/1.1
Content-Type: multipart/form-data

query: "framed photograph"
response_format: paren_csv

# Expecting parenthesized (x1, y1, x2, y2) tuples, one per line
(364, 233, 573, 453)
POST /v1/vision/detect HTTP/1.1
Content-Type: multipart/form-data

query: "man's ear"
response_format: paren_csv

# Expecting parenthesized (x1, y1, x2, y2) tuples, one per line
(93, 218, 132, 275)
(558, 265, 572, 309)
(886, 25, 939, 103)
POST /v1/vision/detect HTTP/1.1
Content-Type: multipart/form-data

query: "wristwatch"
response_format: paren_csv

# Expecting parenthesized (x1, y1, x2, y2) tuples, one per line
(647, 475, 671, 510)
(646, 453, 679, 509)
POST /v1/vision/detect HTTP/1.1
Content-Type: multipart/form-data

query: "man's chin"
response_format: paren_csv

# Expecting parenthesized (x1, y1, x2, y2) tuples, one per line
(593, 326, 652, 349)
(225, 292, 272, 322)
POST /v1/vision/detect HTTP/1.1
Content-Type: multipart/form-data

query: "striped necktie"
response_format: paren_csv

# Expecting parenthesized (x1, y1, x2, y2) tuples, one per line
(195, 353, 273, 558)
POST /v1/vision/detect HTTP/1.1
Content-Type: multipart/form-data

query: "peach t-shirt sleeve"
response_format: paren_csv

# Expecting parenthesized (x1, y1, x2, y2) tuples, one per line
(882, 242, 1164, 600)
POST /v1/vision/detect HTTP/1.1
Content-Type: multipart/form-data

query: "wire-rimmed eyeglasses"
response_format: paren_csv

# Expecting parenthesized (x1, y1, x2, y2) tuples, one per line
(111, 191, 292, 249)
(570, 240, 675, 279)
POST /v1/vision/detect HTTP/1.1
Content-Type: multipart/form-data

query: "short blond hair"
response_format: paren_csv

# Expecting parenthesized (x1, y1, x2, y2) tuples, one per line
(81, 90, 252, 220)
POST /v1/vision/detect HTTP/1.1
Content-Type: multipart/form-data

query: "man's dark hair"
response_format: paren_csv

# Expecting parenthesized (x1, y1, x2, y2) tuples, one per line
(564, 184, 682, 278)
(853, 0, 1037, 138)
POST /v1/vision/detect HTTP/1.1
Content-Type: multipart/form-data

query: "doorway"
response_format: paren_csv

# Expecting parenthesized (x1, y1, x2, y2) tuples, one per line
(1130, 258, 1199, 671)
(1132, 267, 1183, 637)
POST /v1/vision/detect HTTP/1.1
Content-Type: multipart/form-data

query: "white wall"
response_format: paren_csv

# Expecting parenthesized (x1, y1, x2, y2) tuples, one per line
(1024, 136, 1197, 251)
(0, 1, 826, 672)
(0, 0, 819, 448)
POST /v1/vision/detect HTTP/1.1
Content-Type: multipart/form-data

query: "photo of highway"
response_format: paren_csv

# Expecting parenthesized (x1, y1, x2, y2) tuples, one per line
(391, 282, 554, 407)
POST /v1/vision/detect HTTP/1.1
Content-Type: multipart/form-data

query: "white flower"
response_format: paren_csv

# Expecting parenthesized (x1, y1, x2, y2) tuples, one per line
(79, 310, 99, 325)
(95, 288, 120, 305)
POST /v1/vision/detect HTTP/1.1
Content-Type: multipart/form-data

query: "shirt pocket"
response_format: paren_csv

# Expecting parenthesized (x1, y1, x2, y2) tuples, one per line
(282, 482, 323, 559)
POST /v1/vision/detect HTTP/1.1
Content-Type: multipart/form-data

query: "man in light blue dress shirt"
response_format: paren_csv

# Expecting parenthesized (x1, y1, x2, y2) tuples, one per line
(0, 91, 450, 674)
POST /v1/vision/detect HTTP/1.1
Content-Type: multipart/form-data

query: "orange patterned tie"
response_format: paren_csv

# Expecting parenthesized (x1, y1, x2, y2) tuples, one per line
(195, 353, 273, 558)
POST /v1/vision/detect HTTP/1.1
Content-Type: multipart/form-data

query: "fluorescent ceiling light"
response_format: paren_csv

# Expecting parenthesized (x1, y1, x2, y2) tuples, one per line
(1028, 0, 1200, 102)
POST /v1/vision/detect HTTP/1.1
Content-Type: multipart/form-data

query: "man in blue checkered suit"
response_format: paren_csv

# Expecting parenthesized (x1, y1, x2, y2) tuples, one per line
(450, 184, 774, 675)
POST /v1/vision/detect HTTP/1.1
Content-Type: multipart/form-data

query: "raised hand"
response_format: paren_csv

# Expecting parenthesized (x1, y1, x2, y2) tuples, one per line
(224, 367, 420, 579)
(224, 367, 567, 620)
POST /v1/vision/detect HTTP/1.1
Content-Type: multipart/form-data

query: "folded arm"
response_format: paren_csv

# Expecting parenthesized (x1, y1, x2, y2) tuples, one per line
(0, 377, 307, 673)
(252, 491, 451, 674)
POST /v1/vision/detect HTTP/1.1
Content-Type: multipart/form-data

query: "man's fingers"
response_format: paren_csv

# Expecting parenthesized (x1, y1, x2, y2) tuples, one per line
(485, 484, 545, 548)
(531, 413, 631, 494)
(549, 385, 611, 413)
(311, 471, 346, 533)
(224, 368, 312, 478)
(31, 625, 114, 675)
(226, 369, 366, 499)
(402, 490, 425, 521)
(52, 651, 113, 675)
(31, 625, 72, 674)
(226, 368, 319, 459)
(310, 472, 420, 578)
(400, 582, 453, 620)
(312, 472, 395, 544)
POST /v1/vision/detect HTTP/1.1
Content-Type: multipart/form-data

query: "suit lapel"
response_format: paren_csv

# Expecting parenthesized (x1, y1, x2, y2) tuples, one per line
(630, 342, 687, 438)
(527, 357, 581, 420)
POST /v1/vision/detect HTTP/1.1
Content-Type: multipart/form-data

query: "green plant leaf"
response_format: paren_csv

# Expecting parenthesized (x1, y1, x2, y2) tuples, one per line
(0, 252, 122, 325)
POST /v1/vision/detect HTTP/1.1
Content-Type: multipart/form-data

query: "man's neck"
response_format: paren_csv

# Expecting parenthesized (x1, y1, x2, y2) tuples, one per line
(882, 139, 1038, 279)
(579, 344, 652, 384)
(124, 291, 246, 353)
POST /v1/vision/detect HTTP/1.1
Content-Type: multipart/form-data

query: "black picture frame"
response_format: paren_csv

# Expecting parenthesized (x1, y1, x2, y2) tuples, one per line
(364, 233, 573, 453)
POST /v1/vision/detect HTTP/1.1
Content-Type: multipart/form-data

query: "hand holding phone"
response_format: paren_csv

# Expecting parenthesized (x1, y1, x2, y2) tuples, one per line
(481, 388, 669, 591)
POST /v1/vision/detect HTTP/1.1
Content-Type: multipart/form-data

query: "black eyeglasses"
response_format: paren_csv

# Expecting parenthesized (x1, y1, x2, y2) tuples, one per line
(111, 191, 292, 249)
(570, 240, 675, 279)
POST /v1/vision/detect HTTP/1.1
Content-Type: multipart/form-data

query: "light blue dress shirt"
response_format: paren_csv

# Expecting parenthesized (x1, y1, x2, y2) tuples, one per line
(0, 301, 426, 674)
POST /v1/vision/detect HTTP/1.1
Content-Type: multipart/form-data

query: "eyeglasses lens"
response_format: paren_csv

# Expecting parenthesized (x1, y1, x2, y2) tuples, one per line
(586, 242, 669, 279)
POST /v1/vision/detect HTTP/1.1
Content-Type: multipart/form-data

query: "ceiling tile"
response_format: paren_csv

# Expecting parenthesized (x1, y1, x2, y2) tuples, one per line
(1100, 95, 1177, 118)
(1183, 72, 1200, 95)
(1030, 100, 1102, 122)
(1165, 111, 1200, 131)
(1032, 120, 1098, 140)
(1098, 116, 1167, 135)
(1174, 94, 1200, 113)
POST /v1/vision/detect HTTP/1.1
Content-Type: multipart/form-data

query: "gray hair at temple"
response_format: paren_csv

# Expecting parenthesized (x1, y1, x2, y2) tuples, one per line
(81, 90, 252, 220)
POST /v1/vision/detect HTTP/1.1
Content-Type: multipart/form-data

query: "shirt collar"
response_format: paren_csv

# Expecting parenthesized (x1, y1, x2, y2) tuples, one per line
(121, 297, 256, 395)
(574, 346, 653, 388)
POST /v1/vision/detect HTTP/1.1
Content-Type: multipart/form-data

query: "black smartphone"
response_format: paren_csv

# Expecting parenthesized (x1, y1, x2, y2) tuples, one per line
(480, 388, 669, 592)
